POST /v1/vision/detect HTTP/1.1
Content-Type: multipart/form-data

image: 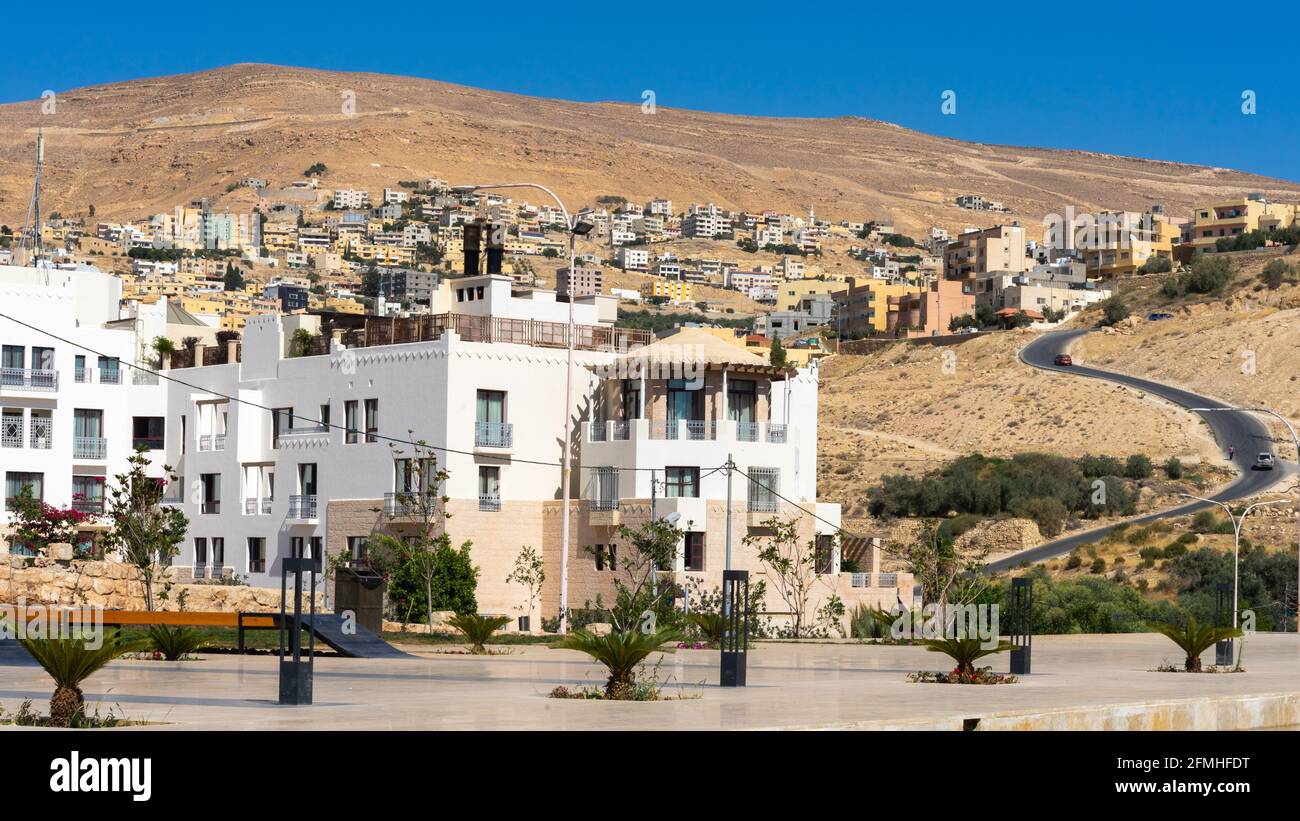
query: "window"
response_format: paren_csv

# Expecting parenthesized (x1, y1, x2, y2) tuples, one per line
(478, 466, 500, 511)
(684, 532, 705, 571)
(71, 476, 105, 514)
(32, 347, 54, 372)
(592, 466, 618, 510)
(664, 467, 699, 498)
(344, 400, 359, 444)
(180, 415, 187, 455)
(728, 379, 756, 424)
(271, 407, 293, 448)
(364, 399, 379, 443)
(212, 537, 225, 569)
(311, 536, 323, 572)
(247, 537, 266, 573)
(74, 354, 87, 382)
(132, 416, 165, 450)
(621, 379, 641, 420)
(667, 378, 703, 422)
(594, 543, 617, 572)
(815, 535, 836, 575)
(201, 473, 221, 514)
(194, 538, 208, 570)
(347, 536, 369, 565)
(97, 356, 121, 384)
(318, 403, 331, 429)
(1, 345, 24, 383)
(747, 467, 779, 513)
(5, 472, 43, 508)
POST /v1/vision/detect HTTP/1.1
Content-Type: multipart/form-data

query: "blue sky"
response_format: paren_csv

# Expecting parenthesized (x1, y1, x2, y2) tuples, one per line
(3, 2, 1298, 181)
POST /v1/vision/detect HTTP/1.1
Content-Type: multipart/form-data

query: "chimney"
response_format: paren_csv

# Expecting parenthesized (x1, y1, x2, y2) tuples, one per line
(485, 220, 505, 275)
(462, 220, 483, 276)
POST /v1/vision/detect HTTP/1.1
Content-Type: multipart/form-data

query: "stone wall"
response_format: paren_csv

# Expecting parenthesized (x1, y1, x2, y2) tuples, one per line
(0, 557, 303, 612)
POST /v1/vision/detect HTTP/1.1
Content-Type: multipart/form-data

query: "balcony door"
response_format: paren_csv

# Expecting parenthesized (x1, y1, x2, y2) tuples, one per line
(74, 409, 103, 439)
(2, 346, 23, 384)
(666, 379, 703, 423)
(298, 463, 318, 496)
(728, 379, 756, 424)
(476, 390, 505, 425)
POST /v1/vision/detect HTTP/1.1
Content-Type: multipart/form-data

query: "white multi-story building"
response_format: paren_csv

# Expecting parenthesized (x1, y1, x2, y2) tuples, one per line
(160, 273, 899, 630)
(0, 264, 168, 549)
(332, 189, 370, 210)
(615, 247, 649, 272)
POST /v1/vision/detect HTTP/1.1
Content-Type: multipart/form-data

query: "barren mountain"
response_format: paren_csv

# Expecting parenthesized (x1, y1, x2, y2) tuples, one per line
(1, 63, 1297, 230)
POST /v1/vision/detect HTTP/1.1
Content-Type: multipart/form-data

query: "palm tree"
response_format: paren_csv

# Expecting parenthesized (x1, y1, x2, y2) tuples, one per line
(687, 612, 725, 646)
(554, 627, 683, 698)
(147, 624, 206, 661)
(447, 614, 510, 654)
(922, 636, 1014, 675)
(1148, 617, 1243, 672)
(19, 631, 147, 726)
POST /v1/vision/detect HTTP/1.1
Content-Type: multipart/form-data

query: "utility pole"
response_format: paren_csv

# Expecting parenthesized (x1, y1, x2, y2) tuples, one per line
(724, 453, 734, 570)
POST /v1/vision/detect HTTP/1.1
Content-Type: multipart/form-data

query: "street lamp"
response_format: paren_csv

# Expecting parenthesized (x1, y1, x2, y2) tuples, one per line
(1181, 493, 1287, 628)
(1191, 405, 1300, 630)
(452, 182, 588, 634)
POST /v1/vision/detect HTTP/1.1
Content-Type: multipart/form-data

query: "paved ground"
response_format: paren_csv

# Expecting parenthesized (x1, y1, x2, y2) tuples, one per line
(989, 328, 1296, 571)
(3, 633, 1299, 730)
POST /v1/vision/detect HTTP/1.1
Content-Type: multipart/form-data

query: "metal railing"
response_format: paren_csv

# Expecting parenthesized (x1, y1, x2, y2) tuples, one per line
(384, 491, 434, 518)
(73, 436, 107, 459)
(198, 433, 226, 451)
(29, 418, 51, 449)
(0, 368, 57, 391)
(355, 313, 651, 354)
(98, 368, 123, 385)
(478, 494, 501, 512)
(244, 498, 273, 515)
(737, 422, 759, 442)
(767, 423, 788, 444)
(685, 420, 708, 441)
(72, 498, 105, 515)
(475, 421, 513, 449)
(650, 420, 677, 440)
(610, 421, 629, 440)
(747, 468, 780, 513)
(288, 495, 318, 519)
(589, 498, 619, 512)
(850, 572, 900, 588)
(590, 423, 607, 442)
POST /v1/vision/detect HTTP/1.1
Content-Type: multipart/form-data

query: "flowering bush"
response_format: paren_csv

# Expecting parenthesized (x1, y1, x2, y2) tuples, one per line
(8, 486, 92, 555)
(908, 666, 1018, 685)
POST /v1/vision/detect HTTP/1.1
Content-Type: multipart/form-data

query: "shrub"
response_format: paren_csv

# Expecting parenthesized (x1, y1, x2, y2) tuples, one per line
(553, 627, 683, 698)
(920, 636, 1013, 675)
(1139, 255, 1173, 274)
(1190, 510, 1218, 533)
(1181, 255, 1234, 295)
(446, 613, 511, 653)
(1258, 259, 1293, 289)
(1176, 532, 1198, 545)
(1065, 553, 1082, 570)
(1011, 496, 1068, 537)
(1164, 457, 1183, 479)
(1098, 295, 1129, 327)
(1090, 557, 1106, 574)
(1124, 454, 1154, 480)
(19, 631, 148, 726)
(1136, 578, 1149, 592)
(147, 624, 206, 661)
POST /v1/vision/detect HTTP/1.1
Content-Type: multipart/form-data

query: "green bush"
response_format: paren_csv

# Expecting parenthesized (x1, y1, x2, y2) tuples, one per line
(1164, 457, 1183, 479)
(1190, 510, 1218, 533)
(1090, 557, 1106, 573)
(147, 624, 206, 661)
(1065, 553, 1082, 570)
(386, 541, 479, 623)
(1139, 256, 1173, 274)
(1011, 496, 1068, 537)
(1178, 255, 1235, 295)
(1124, 454, 1154, 480)
(1259, 259, 1292, 289)
(1098, 295, 1129, 327)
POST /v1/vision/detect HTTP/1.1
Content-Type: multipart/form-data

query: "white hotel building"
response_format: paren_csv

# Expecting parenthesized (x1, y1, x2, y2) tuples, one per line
(0, 265, 168, 547)
(162, 273, 905, 630)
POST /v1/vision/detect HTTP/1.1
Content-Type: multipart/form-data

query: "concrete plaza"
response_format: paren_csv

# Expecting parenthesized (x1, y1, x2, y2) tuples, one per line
(3, 633, 1300, 730)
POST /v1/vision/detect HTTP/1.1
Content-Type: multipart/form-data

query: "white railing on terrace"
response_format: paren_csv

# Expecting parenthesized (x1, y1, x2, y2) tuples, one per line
(198, 433, 226, 451)
(0, 368, 57, 391)
(73, 436, 107, 460)
(850, 573, 900, 588)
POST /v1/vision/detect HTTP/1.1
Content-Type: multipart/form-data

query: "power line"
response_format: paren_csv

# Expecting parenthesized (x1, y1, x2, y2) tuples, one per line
(730, 463, 867, 539)
(0, 310, 666, 473)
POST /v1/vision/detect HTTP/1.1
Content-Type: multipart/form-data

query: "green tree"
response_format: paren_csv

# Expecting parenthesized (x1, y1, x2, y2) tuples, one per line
(769, 338, 789, 367)
(1124, 454, 1154, 479)
(1099, 295, 1129, 327)
(743, 517, 842, 638)
(362, 265, 382, 298)
(101, 450, 188, 610)
(505, 545, 546, 626)
(588, 517, 684, 632)
(223, 263, 245, 291)
(1259, 259, 1293, 289)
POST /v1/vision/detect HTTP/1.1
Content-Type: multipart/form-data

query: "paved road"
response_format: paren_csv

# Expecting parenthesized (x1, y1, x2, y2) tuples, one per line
(986, 328, 1292, 571)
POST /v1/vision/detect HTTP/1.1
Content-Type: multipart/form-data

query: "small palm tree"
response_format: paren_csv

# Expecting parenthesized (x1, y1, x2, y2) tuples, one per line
(447, 613, 511, 654)
(554, 627, 683, 697)
(1149, 617, 1243, 672)
(147, 624, 206, 661)
(687, 612, 726, 646)
(922, 636, 1014, 675)
(19, 631, 147, 726)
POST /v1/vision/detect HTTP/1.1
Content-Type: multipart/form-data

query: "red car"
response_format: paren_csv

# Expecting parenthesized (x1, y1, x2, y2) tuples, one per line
(1053, 354, 1073, 366)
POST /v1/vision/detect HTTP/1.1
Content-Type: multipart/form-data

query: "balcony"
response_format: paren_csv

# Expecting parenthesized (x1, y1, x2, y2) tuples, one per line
(71, 498, 105, 515)
(0, 368, 57, 391)
(474, 421, 513, 450)
(596, 419, 791, 447)
(478, 494, 501, 512)
(288, 494, 318, 521)
(279, 424, 330, 445)
(384, 491, 434, 519)
(851, 572, 899, 588)
(244, 497, 273, 516)
(198, 433, 227, 452)
(73, 436, 107, 460)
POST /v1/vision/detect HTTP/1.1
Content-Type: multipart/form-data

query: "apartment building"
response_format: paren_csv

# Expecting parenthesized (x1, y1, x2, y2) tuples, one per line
(0, 265, 168, 549)
(556, 263, 603, 298)
(641, 278, 693, 304)
(614, 247, 649, 272)
(943, 224, 1028, 281)
(332, 189, 370, 210)
(1186, 196, 1299, 251)
(831, 276, 918, 337)
(971, 261, 1112, 315)
(885, 278, 974, 337)
(683, 211, 733, 239)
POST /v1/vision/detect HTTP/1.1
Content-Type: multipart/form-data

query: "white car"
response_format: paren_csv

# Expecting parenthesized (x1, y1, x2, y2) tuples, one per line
(1254, 453, 1275, 470)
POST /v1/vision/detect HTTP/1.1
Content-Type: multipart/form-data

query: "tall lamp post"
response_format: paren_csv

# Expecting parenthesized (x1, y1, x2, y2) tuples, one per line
(1191, 405, 1300, 631)
(452, 183, 593, 634)
(1182, 493, 1287, 629)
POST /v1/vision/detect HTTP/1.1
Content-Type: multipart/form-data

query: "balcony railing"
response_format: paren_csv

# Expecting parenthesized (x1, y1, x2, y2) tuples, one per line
(350, 313, 652, 354)
(29, 419, 51, 449)
(72, 498, 105, 515)
(767, 423, 788, 444)
(98, 369, 123, 385)
(685, 420, 708, 441)
(610, 421, 629, 440)
(475, 421, 513, 449)
(650, 420, 677, 440)
(850, 573, 899, 588)
(132, 370, 160, 386)
(737, 422, 759, 442)
(0, 368, 57, 391)
(589, 498, 619, 512)
(288, 495, 318, 519)
(198, 433, 226, 451)
(479, 494, 501, 512)
(281, 424, 330, 438)
(73, 436, 107, 460)
(245, 497, 273, 515)
(384, 491, 434, 518)
(201, 500, 221, 514)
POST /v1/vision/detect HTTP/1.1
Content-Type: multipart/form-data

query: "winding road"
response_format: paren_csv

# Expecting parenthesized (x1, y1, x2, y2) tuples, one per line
(986, 328, 1293, 571)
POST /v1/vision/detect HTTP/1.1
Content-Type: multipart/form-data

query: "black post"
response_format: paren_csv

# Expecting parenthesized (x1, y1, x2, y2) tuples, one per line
(720, 570, 749, 687)
(279, 557, 316, 705)
(1009, 577, 1033, 675)
(1215, 582, 1233, 667)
